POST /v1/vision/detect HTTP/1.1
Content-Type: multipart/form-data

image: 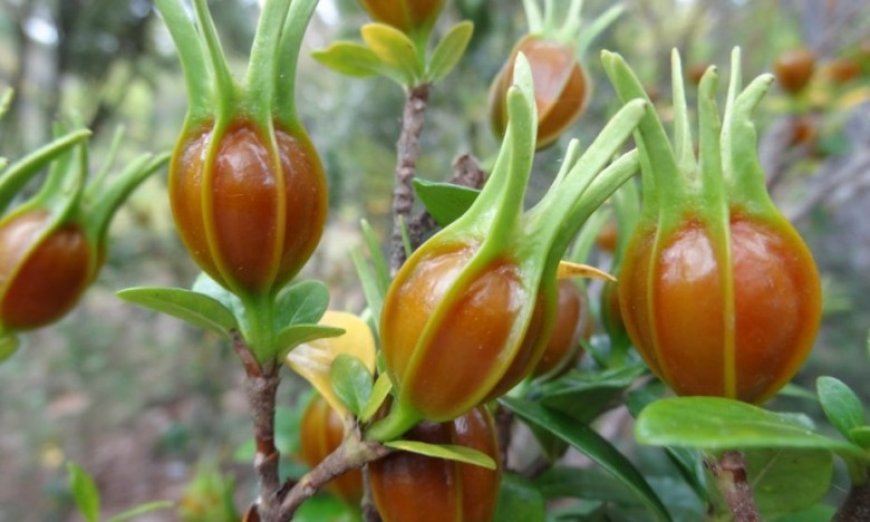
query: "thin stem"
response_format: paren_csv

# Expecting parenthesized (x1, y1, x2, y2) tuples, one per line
(834, 470, 870, 522)
(389, 83, 431, 275)
(276, 433, 391, 519)
(704, 451, 761, 522)
(232, 331, 282, 522)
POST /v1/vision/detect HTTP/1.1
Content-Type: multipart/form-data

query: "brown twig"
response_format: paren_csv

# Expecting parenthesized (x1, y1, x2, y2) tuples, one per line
(407, 153, 487, 250)
(276, 432, 391, 520)
(232, 332, 282, 521)
(704, 451, 760, 522)
(361, 467, 382, 522)
(834, 475, 870, 522)
(389, 84, 431, 275)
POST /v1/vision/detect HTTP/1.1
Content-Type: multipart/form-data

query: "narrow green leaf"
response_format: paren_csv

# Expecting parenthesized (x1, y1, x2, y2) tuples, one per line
(360, 372, 393, 423)
(274, 280, 330, 328)
(276, 325, 344, 360)
(361, 23, 423, 86)
(117, 287, 237, 337)
(426, 21, 473, 82)
(312, 41, 383, 77)
(330, 354, 373, 417)
(68, 462, 100, 522)
(534, 466, 640, 504)
(538, 365, 646, 423)
(107, 501, 174, 522)
(494, 474, 546, 522)
(817, 376, 865, 441)
(384, 440, 497, 470)
(413, 178, 480, 226)
(500, 397, 670, 521)
(635, 397, 867, 458)
(351, 248, 383, 333)
(360, 219, 390, 295)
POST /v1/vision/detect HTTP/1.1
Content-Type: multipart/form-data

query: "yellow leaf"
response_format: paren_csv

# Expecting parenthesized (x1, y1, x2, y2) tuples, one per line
(285, 311, 376, 417)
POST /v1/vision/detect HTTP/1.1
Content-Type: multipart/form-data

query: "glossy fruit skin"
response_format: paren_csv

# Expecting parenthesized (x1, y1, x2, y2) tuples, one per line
(531, 280, 590, 378)
(359, 0, 445, 35)
(774, 48, 815, 94)
(489, 35, 590, 150)
(0, 211, 94, 331)
(299, 396, 363, 505)
(369, 405, 500, 522)
(618, 210, 822, 403)
(380, 242, 548, 420)
(170, 120, 327, 295)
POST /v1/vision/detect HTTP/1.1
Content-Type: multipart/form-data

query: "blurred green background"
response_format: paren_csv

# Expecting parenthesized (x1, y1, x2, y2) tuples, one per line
(0, 0, 867, 519)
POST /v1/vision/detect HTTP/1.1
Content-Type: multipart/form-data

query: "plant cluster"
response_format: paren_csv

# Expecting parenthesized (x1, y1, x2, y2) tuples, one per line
(3, 1, 869, 521)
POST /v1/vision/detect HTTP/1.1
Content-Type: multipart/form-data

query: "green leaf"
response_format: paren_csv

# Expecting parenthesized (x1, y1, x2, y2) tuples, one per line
(817, 376, 865, 441)
(116, 287, 237, 337)
(276, 324, 344, 360)
(274, 280, 329, 329)
(330, 354, 373, 417)
(494, 474, 546, 522)
(538, 365, 646, 423)
(68, 462, 100, 522)
(384, 440, 497, 470)
(849, 426, 870, 449)
(635, 397, 867, 458)
(0, 334, 19, 363)
(534, 466, 642, 504)
(500, 397, 670, 521)
(413, 178, 480, 226)
(772, 504, 836, 521)
(426, 21, 473, 82)
(361, 23, 423, 86)
(740, 448, 833, 519)
(191, 273, 245, 323)
(107, 501, 173, 522)
(351, 248, 384, 328)
(312, 41, 382, 77)
(360, 372, 392, 423)
(360, 219, 390, 296)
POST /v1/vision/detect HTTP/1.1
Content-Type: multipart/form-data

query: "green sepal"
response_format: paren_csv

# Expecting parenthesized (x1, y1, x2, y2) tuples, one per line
(329, 353, 374, 417)
(500, 396, 671, 521)
(273, 0, 319, 128)
(68, 462, 101, 522)
(426, 21, 473, 83)
(383, 439, 497, 470)
(817, 376, 866, 442)
(360, 219, 390, 295)
(116, 286, 238, 338)
(522, 0, 624, 57)
(351, 248, 385, 333)
(82, 150, 169, 251)
(0, 129, 90, 216)
(635, 396, 868, 459)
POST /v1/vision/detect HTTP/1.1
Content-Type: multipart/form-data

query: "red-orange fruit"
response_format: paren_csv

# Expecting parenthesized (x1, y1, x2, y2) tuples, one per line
(531, 279, 591, 378)
(369, 405, 501, 522)
(774, 48, 816, 94)
(298, 396, 363, 506)
(170, 121, 327, 295)
(0, 211, 93, 330)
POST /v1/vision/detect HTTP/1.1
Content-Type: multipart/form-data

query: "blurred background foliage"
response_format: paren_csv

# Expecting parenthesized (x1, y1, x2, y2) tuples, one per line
(0, 0, 867, 519)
